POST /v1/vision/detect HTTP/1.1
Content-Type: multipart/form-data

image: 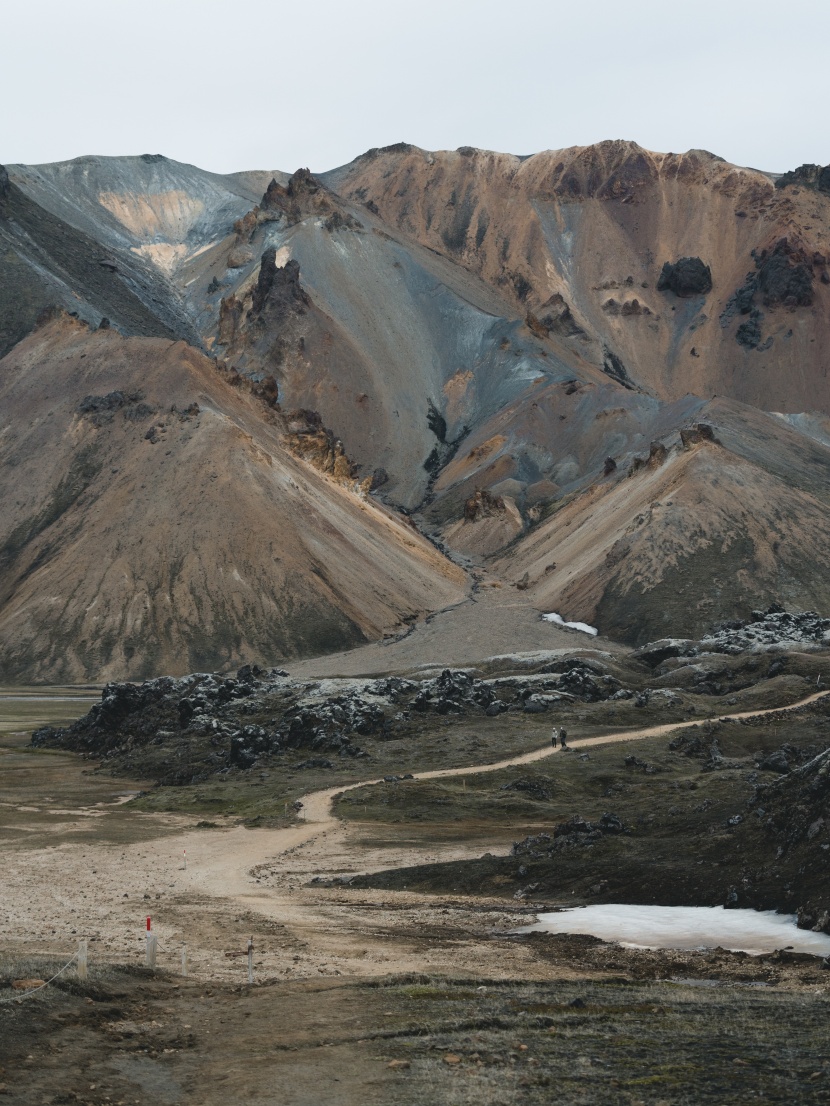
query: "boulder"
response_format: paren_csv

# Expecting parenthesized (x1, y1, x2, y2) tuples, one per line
(632, 638, 698, 667)
(657, 257, 713, 297)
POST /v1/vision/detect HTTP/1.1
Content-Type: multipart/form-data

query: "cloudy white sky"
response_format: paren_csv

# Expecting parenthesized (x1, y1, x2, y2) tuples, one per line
(3, 0, 827, 174)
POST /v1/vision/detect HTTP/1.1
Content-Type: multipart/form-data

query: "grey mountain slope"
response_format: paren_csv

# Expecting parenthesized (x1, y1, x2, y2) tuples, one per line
(0, 167, 195, 355)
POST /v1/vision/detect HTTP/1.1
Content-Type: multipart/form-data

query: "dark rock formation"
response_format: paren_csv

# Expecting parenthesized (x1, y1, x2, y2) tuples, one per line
(535, 293, 587, 338)
(0, 164, 9, 204)
(603, 298, 651, 317)
(512, 812, 626, 856)
(751, 747, 830, 931)
(657, 257, 713, 297)
(324, 210, 363, 232)
(680, 423, 716, 448)
(755, 238, 814, 308)
(218, 294, 244, 345)
(602, 347, 634, 389)
(722, 237, 816, 348)
(250, 252, 309, 317)
(775, 163, 830, 195)
(500, 776, 554, 801)
(259, 169, 334, 226)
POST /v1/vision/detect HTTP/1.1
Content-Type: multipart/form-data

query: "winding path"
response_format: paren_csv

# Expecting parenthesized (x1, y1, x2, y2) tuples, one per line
(296, 688, 830, 827)
(6, 689, 828, 982)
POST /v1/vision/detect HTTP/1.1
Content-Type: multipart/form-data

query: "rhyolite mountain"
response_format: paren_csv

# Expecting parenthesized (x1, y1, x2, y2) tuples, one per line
(2, 140, 830, 681)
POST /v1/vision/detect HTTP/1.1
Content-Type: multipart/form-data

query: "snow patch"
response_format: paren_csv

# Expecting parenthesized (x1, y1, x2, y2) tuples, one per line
(542, 612, 598, 636)
(529, 904, 830, 956)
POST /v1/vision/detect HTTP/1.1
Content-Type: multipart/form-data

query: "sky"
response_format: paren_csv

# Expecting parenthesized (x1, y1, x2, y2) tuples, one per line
(2, 0, 828, 175)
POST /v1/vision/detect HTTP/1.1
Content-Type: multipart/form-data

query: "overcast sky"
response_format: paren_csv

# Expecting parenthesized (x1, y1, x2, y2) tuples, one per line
(2, 0, 827, 175)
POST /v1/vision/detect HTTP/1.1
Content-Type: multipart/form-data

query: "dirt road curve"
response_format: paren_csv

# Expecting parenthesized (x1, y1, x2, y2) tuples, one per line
(190, 685, 830, 902)
(298, 688, 830, 823)
(4, 690, 827, 982)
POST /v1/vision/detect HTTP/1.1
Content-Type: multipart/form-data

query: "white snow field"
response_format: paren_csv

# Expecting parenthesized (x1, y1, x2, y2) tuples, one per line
(542, 613, 598, 635)
(530, 904, 830, 956)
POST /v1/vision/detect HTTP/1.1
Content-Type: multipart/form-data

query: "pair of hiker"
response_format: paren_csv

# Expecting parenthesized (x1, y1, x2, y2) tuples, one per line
(550, 726, 568, 748)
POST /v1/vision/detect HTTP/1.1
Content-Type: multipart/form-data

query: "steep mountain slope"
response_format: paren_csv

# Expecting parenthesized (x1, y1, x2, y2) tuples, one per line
(0, 164, 192, 356)
(2, 141, 830, 680)
(7, 155, 283, 275)
(325, 142, 830, 416)
(492, 401, 830, 643)
(188, 170, 602, 509)
(0, 315, 464, 682)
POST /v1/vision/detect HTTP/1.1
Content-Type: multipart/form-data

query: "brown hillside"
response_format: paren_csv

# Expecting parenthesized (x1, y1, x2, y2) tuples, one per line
(327, 142, 830, 415)
(0, 317, 464, 682)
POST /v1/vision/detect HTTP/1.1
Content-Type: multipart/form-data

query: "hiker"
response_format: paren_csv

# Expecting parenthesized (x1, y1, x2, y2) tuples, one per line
(551, 727, 559, 748)
(560, 728, 568, 748)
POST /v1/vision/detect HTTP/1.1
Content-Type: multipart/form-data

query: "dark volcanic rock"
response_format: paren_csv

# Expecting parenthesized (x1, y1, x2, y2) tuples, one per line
(250, 252, 309, 317)
(701, 606, 830, 654)
(0, 164, 9, 204)
(657, 257, 713, 297)
(775, 163, 830, 195)
(512, 812, 626, 856)
(722, 237, 816, 347)
(751, 747, 830, 929)
(755, 238, 814, 308)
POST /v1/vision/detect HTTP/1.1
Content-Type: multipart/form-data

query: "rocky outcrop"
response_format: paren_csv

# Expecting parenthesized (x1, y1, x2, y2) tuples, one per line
(750, 747, 830, 932)
(657, 257, 713, 297)
(217, 294, 244, 345)
(721, 237, 817, 348)
(31, 661, 633, 780)
(679, 423, 716, 448)
(700, 607, 830, 654)
(463, 487, 506, 522)
(634, 608, 830, 667)
(259, 168, 334, 225)
(512, 812, 626, 856)
(285, 409, 360, 485)
(775, 163, 830, 195)
(251, 252, 309, 317)
(755, 238, 815, 308)
(0, 164, 9, 205)
(532, 293, 587, 338)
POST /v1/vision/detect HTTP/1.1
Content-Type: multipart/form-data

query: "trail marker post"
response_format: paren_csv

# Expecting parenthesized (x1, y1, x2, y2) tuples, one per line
(181, 944, 188, 977)
(77, 940, 88, 981)
(145, 917, 157, 969)
(247, 937, 254, 984)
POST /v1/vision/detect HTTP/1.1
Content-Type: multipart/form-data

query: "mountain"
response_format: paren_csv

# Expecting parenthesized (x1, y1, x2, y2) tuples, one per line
(0, 314, 463, 682)
(326, 141, 830, 414)
(1, 142, 830, 679)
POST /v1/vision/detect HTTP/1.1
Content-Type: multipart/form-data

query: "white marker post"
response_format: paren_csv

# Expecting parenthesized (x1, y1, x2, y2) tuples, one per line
(182, 849, 187, 870)
(77, 940, 88, 981)
(247, 937, 254, 985)
(145, 916, 157, 969)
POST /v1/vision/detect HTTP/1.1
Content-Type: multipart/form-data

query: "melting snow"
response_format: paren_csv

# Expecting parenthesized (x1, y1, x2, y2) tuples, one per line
(542, 612, 598, 636)
(529, 904, 830, 956)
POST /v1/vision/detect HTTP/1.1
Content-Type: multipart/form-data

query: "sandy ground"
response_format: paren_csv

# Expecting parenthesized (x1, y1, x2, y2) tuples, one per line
(288, 586, 625, 679)
(2, 690, 827, 988)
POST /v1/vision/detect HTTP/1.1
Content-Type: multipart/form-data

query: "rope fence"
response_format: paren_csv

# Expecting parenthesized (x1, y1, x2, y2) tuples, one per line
(4, 919, 257, 998)
(5, 947, 81, 1002)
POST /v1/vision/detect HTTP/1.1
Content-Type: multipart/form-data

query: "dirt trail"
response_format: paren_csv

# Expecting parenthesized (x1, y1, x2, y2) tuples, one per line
(3, 690, 827, 983)
(186, 689, 830, 962)
(299, 688, 830, 821)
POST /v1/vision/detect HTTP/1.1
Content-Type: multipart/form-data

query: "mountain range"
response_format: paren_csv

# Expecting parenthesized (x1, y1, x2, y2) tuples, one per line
(2, 140, 829, 682)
